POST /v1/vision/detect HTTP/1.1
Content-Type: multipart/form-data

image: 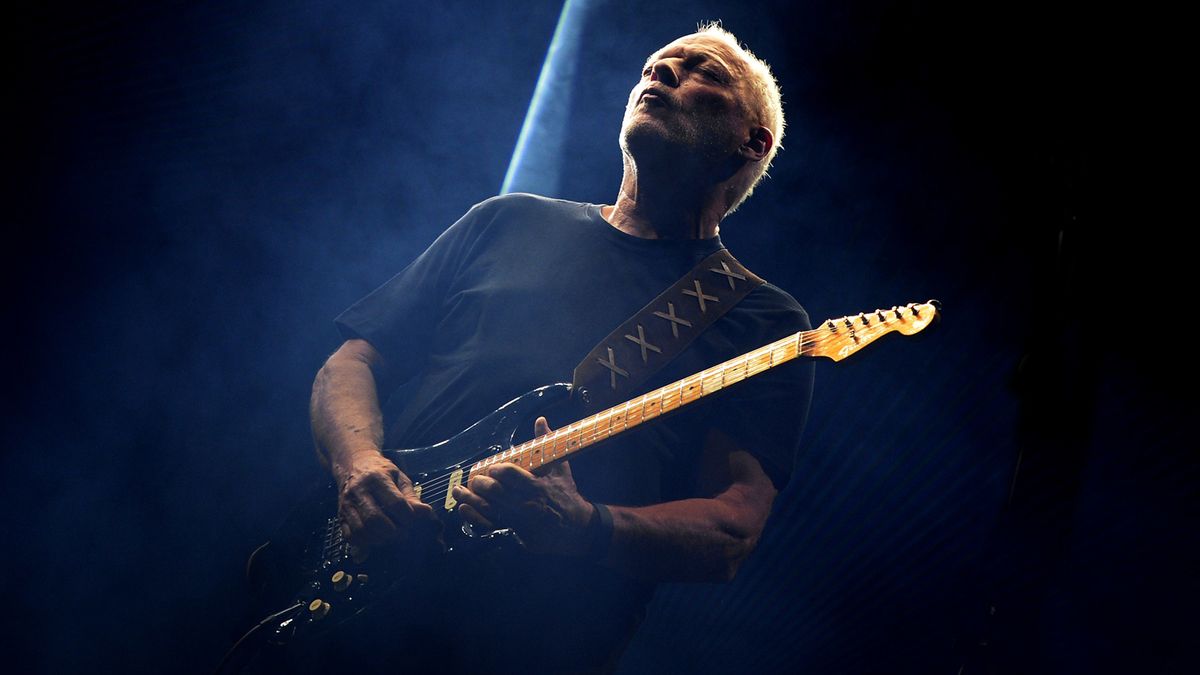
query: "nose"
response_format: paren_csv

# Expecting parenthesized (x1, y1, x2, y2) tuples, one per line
(648, 59, 679, 87)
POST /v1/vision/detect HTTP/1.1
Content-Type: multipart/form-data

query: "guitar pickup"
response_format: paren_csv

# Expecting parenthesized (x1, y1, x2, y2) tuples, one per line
(444, 469, 464, 511)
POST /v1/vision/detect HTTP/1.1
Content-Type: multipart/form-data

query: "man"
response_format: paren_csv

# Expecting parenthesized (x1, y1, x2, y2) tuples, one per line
(310, 24, 813, 673)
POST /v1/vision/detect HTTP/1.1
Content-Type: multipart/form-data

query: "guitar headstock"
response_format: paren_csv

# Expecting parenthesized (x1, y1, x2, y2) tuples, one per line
(808, 300, 940, 362)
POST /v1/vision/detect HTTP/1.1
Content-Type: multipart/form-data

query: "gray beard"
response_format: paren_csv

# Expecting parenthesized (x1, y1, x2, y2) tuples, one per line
(620, 115, 729, 175)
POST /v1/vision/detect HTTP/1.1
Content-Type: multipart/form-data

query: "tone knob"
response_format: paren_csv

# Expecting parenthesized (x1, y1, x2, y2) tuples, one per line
(332, 570, 352, 591)
(308, 599, 331, 621)
(355, 574, 369, 585)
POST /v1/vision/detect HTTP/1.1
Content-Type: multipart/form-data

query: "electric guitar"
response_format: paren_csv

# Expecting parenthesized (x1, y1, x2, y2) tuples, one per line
(242, 300, 940, 653)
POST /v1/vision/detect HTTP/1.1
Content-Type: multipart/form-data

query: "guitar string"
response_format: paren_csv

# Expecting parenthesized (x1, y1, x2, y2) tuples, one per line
(403, 332, 837, 504)
(398, 308, 926, 505)
(404, 325, 897, 503)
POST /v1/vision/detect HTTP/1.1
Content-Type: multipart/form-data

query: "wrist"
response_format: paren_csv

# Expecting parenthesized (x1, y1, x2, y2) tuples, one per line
(584, 502, 613, 561)
(331, 444, 384, 482)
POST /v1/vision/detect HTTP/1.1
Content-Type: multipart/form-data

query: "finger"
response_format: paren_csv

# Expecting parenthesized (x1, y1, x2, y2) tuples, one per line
(469, 472, 530, 511)
(345, 488, 399, 543)
(369, 475, 417, 525)
(456, 502, 496, 530)
(452, 485, 492, 517)
(340, 506, 365, 542)
(467, 473, 506, 500)
(410, 497, 437, 520)
(356, 501, 399, 545)
(488, 462, 539, 491)
(543, 459, 574, 480)
(534, 416, 554, 437)
(389, 474, 437, 521)
(370, 474, 408, 510)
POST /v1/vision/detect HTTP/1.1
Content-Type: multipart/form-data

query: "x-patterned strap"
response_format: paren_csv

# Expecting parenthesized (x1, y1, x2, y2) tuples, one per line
(682, 279, 719, 313)
(571, 249, 764, 410)
(710, 260, 747, 290)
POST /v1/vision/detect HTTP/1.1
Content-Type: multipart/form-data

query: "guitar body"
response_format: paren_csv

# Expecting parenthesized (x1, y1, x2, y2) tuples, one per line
(245, 383, 574, 645)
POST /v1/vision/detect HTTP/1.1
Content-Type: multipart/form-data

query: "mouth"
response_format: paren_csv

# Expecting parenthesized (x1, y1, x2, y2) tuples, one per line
(639, 88, 670, 108)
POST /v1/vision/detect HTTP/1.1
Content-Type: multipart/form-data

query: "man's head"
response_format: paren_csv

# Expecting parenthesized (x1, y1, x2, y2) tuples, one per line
(619, 23, 785, 214)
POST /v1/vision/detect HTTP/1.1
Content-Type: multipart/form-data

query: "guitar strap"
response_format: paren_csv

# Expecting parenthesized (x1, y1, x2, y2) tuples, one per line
(571, 248, 764, 412)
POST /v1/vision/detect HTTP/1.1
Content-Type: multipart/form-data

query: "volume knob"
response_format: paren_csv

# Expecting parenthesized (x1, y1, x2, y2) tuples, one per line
(308, 599, 331, 621)
(332, 570, 352, 591)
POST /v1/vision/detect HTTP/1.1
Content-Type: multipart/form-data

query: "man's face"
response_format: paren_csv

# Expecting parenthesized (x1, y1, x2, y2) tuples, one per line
(620, 34, 758, 167)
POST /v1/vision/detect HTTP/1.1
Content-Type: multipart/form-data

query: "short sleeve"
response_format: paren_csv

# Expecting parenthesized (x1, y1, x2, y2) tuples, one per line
(333, 199, 495, 379)
(708, 288, 815, 489)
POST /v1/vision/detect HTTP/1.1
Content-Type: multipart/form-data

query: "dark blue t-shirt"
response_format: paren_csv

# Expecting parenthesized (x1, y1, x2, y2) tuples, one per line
(332, 193, 814, 671)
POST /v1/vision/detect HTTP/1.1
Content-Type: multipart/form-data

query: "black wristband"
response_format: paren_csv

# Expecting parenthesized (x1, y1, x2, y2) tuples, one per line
(586, 502, 613, 561)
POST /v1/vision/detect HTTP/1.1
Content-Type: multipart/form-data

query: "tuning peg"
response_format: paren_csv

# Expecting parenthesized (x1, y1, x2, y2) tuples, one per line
(892, 307, 903, 320)
(911, 305, 921, 318)
(843, 318, 853, 329)
(859, 313, 870, 326)
(826, 319, 837, 332)
(876, 310, 886, 321)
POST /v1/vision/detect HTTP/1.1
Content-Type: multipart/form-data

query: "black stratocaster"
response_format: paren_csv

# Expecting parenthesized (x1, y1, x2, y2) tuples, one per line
(240, 301, 939, 657)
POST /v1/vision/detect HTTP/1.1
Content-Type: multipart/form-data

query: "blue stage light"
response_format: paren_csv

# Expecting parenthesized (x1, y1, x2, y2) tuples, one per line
(501, 0, 594, 196)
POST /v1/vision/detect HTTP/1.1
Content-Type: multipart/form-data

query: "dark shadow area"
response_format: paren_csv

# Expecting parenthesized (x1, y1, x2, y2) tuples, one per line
(4, 1, 1191, 673)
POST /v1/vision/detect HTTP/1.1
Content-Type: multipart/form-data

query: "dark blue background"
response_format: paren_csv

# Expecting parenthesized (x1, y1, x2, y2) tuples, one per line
(6, 1, 1193, 673)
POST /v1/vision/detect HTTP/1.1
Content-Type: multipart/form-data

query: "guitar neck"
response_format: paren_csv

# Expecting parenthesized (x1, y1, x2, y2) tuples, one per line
(466, 300, 937, 477)
(470, 329, 808, 476)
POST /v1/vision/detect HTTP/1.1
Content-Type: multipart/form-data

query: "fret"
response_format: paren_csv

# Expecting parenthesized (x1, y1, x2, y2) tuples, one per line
(554, 425, 568, 457)
(701, 367, 724, 396)
(643, 390, 664, 420)
(554, 424, 567, 455)
(594, 414, 609, 444)
(578, 417, 597, 449)
(725, 356, 748, 385)
(680, 375, 703, 405)
(530, 437, 545, 468)
(600, 408, 619, 439)
(798, 332, 815, 357)
(771, 344, 784, 365)
(660, 382, 683, 413)
(746, 348, 771, 376)
(627, 395, 646, 427)
(569, 422, 585, 453)
(609, 407, 627, 434)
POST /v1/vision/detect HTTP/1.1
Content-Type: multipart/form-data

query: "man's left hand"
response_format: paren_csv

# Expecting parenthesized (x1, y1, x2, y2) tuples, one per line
(452, 416, 596, 556)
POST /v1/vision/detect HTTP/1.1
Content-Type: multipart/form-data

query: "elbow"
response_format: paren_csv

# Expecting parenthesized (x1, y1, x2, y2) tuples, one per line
(708, 487, 773, 582)
(714, 529, 761, 582)
(699, 506, 765, 582)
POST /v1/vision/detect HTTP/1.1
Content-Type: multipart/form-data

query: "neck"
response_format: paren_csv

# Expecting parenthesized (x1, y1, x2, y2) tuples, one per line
(604, 159, 729, 240)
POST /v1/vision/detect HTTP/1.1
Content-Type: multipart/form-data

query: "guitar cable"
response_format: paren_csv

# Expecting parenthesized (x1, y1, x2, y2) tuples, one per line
(213, 601, 305, 675)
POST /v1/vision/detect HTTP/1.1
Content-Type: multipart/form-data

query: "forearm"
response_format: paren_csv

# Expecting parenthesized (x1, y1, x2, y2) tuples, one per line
(310, 343, 388, 478)
(604, 486, 775, 583)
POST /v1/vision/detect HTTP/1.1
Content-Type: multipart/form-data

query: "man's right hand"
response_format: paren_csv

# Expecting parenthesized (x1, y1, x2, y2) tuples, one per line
(333, 449, 435, 551)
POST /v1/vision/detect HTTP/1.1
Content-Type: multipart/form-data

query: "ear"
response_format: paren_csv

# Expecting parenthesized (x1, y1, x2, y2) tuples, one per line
(737, 126, 773, 162)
